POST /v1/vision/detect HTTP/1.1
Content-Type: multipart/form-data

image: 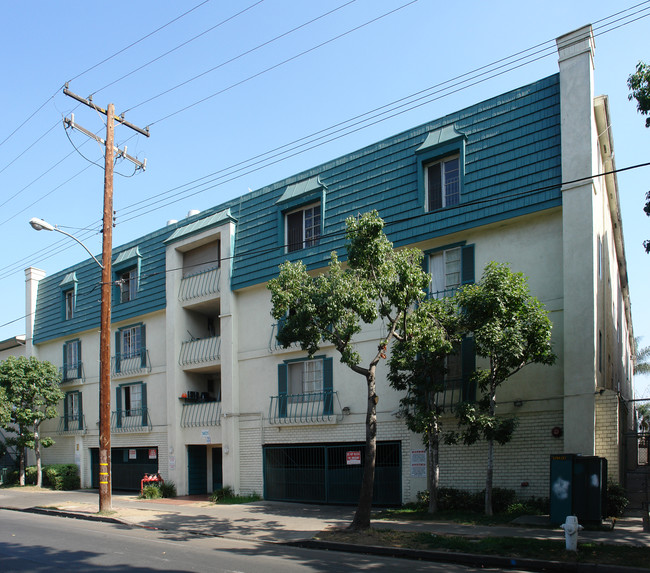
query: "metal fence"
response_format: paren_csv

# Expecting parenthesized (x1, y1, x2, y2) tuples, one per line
(179, 267, 220, 302)
(179, 336, 220, 366)
(180, 401, 221, 427)
(269, 390, 338, 424)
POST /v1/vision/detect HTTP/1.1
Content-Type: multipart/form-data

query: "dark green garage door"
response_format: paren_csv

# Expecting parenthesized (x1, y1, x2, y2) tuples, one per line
(91, 447, 158, 491)
(263, 441, 401, 506)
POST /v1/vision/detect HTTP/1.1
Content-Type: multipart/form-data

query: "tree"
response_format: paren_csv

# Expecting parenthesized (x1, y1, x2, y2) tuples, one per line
(0, 356, 63, 486)
(268, 211, 429, 529)
(451, 262, 556, 515)
(628, 61, 650, 128)
(637, 403, 650, 434)
(387, 296, 459, 513)
(635, 337, 650, 375)
(0, 385, 10, 428)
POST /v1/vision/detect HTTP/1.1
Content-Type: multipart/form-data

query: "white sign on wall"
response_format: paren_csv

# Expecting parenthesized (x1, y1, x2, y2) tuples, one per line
(411, 450, 426, 478)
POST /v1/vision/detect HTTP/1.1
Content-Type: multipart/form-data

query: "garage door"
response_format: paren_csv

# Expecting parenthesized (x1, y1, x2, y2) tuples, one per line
(263, 441, 401, 506)
(91, 447, 158, 491)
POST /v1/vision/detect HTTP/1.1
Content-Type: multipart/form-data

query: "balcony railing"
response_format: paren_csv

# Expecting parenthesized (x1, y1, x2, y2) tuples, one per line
(59, 362, 84, 384)
(111, 349, 151, 377)
(269, 390, 339, 424)
(56, 414, 87, 434)
(179, 266, 220, 302)
(179, 336, 220, 367)
(428, 287, 460, 300)
(268, 320, 300, 353)
(180, 400, 221, 428)
(435, 377, 477, 412)
(110, 407, 152, 432)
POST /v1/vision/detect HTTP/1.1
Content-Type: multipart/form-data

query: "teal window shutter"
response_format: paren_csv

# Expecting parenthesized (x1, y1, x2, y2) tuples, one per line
(77, 341, 82, 379)
(278, 363, 288, 418)
(62, 343, 67, 380)
(115, 386, 122, 428)
(64, 392, 70, 431)
(77, 392, 83, 430)
(141, 383, 148, 426)
(461, 244, 475, 285)
(115, 331, 121, 373)
(323, 357, 333, 415)
(140, 324, 147, 368)
(461, 336, 476, 403)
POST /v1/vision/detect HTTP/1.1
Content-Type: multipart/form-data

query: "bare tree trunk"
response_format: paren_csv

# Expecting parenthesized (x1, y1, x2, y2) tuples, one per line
(350, 370, 377, 530)
(427, 422, 439, 513)
(485, 386, 496, 516)
(35, 426, 42, 488)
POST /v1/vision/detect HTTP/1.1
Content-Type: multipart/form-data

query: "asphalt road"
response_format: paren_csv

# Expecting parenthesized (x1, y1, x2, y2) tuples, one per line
(0, 509, 527, 573)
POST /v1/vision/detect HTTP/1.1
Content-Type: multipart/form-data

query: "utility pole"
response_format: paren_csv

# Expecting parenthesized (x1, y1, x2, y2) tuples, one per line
(63, 86, 149, 512)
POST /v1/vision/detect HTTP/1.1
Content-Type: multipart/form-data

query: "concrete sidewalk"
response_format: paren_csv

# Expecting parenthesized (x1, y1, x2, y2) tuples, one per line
(1, 487, 649, 570)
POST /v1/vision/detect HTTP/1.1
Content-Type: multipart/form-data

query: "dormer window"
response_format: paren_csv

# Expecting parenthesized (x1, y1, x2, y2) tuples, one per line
(426, 155, 460, 211)
(287, 203, 321, 253)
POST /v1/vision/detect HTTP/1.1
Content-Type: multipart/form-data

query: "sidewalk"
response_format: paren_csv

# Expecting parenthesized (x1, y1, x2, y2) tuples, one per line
(1, 487, 649, 571)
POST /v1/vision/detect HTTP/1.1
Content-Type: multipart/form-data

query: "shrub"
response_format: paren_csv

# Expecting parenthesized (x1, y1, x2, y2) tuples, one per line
(159, 480, 176, 498)
(210, 486, 234, 503)
(417, 487, 524, 514)
(43, 464, 80, 490)
(607, 480, 629, 518)
(140, 484, 162, 499)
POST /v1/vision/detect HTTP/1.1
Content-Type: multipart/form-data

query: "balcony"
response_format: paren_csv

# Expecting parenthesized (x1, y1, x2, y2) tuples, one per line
(179, 336, 220, 371)
(110, 407, 152, 432)
(180, 400, 221, 428)
(269, 390, 340, 425)
(111, 349, 151, 378)
(268, 320, 300, 353)
(56, 414, 87, 434)
(59, 362, 84, 384)
(179, 266, 220, 303)
(435, 377, 477, 412)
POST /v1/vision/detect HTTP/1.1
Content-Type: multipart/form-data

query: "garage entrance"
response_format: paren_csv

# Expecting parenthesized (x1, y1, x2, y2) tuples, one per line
(263, 441, 401, 506)
(91, 447, 158, 491)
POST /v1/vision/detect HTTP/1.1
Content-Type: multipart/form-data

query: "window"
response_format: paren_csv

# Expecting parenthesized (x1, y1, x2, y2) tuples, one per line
(287, 203, 321, 252)
(434, 337, 476, 409)
(64, 391, 83, 431)
(429, 244, 474, 298)
(114, 323, 147, 373)
(63, 339, 82, 381)
(115, 382, 148, 427)
(277, 356, 333, 417)
(119, 268, 138, 302)
(64, 289, 74, 320)
(426, 155, 460, 211)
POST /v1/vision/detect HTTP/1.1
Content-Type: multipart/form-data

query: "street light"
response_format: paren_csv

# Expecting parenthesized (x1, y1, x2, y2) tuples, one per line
(29, 216, 113, 512)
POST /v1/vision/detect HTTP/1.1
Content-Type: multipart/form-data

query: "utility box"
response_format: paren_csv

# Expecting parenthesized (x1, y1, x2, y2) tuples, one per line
(550, 454, 607, 524)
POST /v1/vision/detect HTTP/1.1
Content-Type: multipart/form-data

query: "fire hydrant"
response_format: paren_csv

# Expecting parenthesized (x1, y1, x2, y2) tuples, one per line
(560, 515, 583, 551)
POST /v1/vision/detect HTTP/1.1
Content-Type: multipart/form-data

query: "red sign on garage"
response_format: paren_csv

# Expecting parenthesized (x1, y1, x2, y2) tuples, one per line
(346, 451, 361, 465)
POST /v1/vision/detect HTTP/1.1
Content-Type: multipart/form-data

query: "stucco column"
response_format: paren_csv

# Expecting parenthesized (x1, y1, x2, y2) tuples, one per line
(24, 266, 46, 357)
(557, 25, 598, 454)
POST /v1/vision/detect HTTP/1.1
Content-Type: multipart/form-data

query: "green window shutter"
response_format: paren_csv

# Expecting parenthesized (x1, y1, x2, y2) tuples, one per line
(141, 383, 148, 426)
(78, 392, 83, 430)
(427, 163, 442, 210)
(323, 357, 333, 415)
(140, 325, 147, 368)
(461, 244, 475, 285)
(115, 386, 122, 428)
(278, 363, 288, 418)
(115, 331, 121, 373)
(77, 341, 82, 379)
(64, 392, 70, 431)
(461, 336, 476, 403)
(62, 343, 67, 380)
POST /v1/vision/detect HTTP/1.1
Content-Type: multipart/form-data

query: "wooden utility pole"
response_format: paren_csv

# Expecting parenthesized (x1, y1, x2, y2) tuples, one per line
(63, 87, 148, 513)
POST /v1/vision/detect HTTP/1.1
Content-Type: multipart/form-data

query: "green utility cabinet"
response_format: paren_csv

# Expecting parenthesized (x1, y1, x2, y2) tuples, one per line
(550, 454, 607, 524)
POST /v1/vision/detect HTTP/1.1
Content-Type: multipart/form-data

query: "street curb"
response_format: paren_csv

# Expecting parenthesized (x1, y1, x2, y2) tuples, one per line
(3, 506, 126, 526)
(289, 539, 650, 573)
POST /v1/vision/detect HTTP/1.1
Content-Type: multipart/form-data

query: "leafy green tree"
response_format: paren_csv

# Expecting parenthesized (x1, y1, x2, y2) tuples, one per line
(451, 262, 556, 515)
(0, 385, 10, 428)
(638, 403, 650, 433)
(268, 211, 429, 530)
(0, 356, 63, 486)
(628, 61, 650, 128)
(388, 296, 459, 513)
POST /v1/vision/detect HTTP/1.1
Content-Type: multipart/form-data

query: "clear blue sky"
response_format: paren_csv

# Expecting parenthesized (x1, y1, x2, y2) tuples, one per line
(1, 1, 649, 391)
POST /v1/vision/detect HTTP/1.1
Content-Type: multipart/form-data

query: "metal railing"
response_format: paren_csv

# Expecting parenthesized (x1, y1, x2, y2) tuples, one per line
(428, 287, 460, 300)
(56, 414, 87, 434)
(59, 362, 84, 383)
(435, 377, 476, 412)
(179, 266, 220, 302)
(268, 320, 300, 352)
(269, 390, 339, 424)
(111, 349, 151, 377)
(179, 336, 220, 367)
(110, 407, 152, 432)
(180, 400, 221, 428)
